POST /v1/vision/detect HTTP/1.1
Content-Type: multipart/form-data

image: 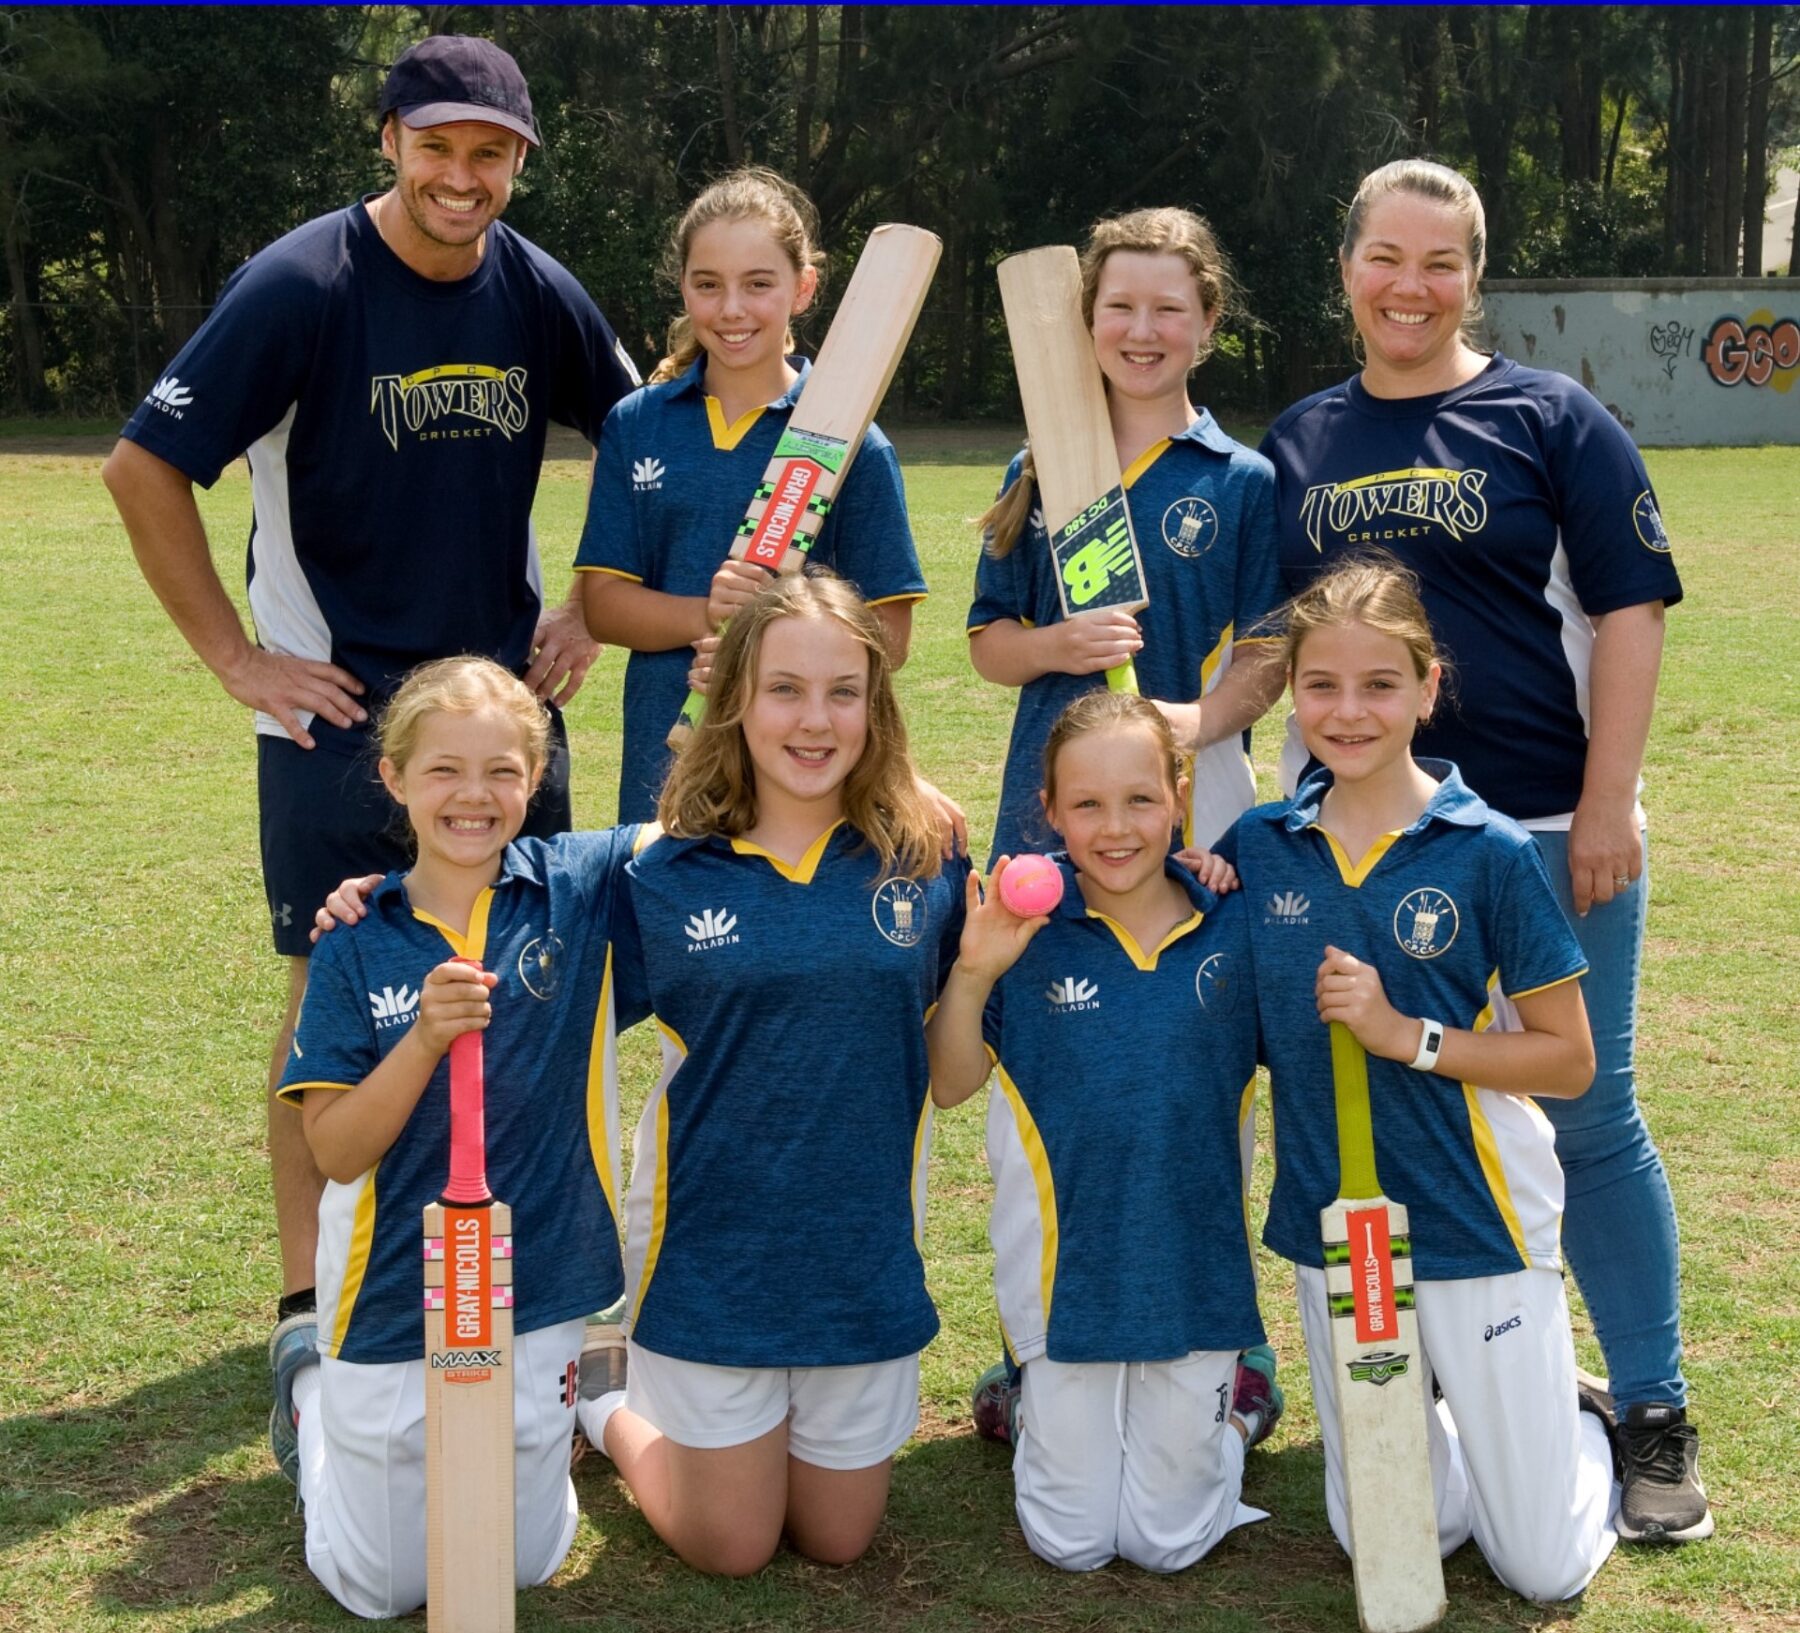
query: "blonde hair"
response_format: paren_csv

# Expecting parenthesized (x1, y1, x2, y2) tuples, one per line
(648, 167, 826, 385)
(1341, 159, 1488, 342)
(983, 206, 1241, 558)
(657, 572, 941, 881)
(379, 655, 551, 777)
(1041, 690, 1184, 809)
(1283, 555, 1443, 690)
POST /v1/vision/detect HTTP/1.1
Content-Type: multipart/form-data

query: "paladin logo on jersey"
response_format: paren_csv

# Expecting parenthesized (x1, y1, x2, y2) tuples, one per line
(685, 908, 740, 951)
(146, 376, 194, 418)
(632, 457, 666, 491)
(1162, 495, 1219, 557)
(1265, 890, 1312, 927)
(1045, 976, 1100, 1012)
(1299, 467, 1489, 550)
(872, 879, 926, 948)
(1393, 887, 1459, 959)
(369, 983, 421, 1029)
(369, 364, 530, 450)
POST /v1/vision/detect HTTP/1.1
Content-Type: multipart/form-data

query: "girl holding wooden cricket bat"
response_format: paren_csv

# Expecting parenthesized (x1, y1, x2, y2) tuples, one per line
(274, 656, 647, 1618)
(1221, 558, 1620, 1603)
(576, 168, 926, 823)
(968, 206, 1287, 864)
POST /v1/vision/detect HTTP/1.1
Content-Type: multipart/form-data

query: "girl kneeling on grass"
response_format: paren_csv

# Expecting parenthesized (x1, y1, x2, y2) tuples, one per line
(925, 691, 1276, 1573)
(1222, 557, 1619, 1602)
(274, 657, 644, 1619)
(575, 570, 970, 1575)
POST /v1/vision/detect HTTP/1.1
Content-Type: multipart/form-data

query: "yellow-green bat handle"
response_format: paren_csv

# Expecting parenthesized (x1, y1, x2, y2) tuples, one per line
(667, 685, 706, 751)
(1104, 657, 1140, 695)
(1330, 1021, 1381, 1200)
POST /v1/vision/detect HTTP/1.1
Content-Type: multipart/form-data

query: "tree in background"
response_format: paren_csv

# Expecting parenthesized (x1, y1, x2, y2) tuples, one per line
(3, 3, 1797, 418)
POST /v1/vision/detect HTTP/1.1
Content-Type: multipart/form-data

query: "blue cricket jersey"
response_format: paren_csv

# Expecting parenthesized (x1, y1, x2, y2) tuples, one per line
(575, 356, 927, 822)
(1260, 355, 1683, 820)
(969, 413, 1282, 862)
(278, 828, 645, 1362)
(1221, 763, 1586, 1280)
(121, 199, 638, 750)
(981, 860, 1266, 1363)
(615, 824, 967, 1367)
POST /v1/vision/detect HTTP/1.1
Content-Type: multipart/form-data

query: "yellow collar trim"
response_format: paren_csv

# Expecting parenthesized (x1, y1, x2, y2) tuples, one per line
(1120, 438, 1172, 490)
(1312, 825, 1403, 888)
(706, 395, 766, 450)
(729, 820, 843, 883)
(410, 886, 494, 961)
(1084, 906, 1204, 971)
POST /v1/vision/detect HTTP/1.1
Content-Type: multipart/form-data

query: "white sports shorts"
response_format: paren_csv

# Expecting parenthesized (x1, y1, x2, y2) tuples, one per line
(625, 1341, 920, 1470)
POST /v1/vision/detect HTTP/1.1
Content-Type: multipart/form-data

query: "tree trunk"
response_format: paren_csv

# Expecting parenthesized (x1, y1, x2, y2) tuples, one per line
(714, 7, 744, 167)
(1674, 15, 1706, 272)
(1743, 6, 1774, 275)
(1399, 7, 1443, 150)
(1603, 90, 1628, 195)
(149, 124, 213, 356)
(1701, 16, 1729, 273)
(2, 194, 49, 411)
(1722, 8, 1750, 274)
(793, 5, 819, 190)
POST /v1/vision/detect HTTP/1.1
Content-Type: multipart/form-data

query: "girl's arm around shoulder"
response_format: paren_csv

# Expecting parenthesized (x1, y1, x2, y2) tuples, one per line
(1314, 944, 1595, 1100)
(926, 860, 1047, 1107)
(303, 960, 499, 1182)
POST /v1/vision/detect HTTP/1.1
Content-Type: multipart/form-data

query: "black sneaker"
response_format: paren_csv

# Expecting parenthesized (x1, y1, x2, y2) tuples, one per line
(1616, 1403, 1714, 1542)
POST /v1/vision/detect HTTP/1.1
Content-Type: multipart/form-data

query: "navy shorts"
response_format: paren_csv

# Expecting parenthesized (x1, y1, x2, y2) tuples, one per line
(257, 712, 573, 957)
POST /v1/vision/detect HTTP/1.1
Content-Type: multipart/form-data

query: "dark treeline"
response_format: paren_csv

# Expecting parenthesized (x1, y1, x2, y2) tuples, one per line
(3, 4, 1797, 418)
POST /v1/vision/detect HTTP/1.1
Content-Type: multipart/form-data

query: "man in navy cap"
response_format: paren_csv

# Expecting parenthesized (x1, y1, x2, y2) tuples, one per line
(102, 34, 639, 1449)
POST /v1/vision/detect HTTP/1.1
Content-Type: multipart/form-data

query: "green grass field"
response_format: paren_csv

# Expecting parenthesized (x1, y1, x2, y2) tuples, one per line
(2, 429, 1796, 1631)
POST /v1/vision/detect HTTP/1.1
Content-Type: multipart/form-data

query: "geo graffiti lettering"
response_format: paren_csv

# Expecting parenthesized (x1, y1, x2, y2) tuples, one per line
(1701, 314, 1800, 390)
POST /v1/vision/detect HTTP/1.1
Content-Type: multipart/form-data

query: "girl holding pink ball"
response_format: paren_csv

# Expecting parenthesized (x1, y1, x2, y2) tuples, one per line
(926, 691, 1274, 1574)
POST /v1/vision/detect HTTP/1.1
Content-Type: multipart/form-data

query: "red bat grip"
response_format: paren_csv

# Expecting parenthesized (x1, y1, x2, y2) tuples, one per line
(443, 960, 492, 1206)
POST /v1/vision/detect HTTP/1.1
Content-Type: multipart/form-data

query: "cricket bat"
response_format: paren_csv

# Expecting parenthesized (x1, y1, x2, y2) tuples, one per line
(1321, 1022, 1445, 1633)
(667, 222, 942, 748)
(996, 245, 1149, 695)
(423, 967, 516, 1633)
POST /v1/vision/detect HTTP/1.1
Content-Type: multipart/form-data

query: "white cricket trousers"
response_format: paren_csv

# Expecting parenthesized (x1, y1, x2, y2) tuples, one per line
(1014, 1349, 1267, 1573)
(295, 1317, 584, 1619)
(1296, 1263, 1617, 1602)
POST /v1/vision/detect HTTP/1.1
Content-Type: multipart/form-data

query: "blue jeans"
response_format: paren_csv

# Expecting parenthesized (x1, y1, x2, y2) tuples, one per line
(1530, 828, 1687, 1410)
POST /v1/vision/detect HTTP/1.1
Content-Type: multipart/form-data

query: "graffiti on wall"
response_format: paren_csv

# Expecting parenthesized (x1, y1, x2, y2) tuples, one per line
(1700, 313, 1800, 391)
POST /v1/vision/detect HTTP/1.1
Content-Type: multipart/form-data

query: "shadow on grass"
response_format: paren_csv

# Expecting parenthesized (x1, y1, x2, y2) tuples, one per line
(0, 1343, 323, 1622)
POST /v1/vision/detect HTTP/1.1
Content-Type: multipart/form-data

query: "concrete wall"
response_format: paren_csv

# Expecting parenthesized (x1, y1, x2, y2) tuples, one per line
(1480, 279, 1800, 446)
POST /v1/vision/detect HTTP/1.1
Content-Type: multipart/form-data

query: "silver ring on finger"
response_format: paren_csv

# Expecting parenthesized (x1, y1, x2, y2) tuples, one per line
(1613, 874, 1630, 889)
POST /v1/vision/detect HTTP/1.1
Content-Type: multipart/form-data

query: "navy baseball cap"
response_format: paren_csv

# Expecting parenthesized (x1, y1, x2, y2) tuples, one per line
(378, 35, 540, 148)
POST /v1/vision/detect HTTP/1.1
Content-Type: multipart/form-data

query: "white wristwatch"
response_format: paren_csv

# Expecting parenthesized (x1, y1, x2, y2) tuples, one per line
(1409, 1018, 1445, 1073)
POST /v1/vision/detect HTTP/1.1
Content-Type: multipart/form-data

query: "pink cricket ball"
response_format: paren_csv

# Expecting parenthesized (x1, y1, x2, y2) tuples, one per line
(999, 853, 1064, 917)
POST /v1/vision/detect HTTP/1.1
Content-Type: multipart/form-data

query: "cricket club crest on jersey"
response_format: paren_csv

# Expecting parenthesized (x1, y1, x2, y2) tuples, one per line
(1633, 490, 1672, 553)
(1045, 975, 1101, 1012)
(872, 879, 926, 947)
(369, 364, 530, 450)
(684, 907, 741, 951)
(518, 930, 565, 1000)
(1161, 495, 1220, 558)
(1394, 887, 1459, 959)
(1298, 467, 1489, 551)
(1193, 951, 1240, 1015)
(1264, 889, 1312, 927)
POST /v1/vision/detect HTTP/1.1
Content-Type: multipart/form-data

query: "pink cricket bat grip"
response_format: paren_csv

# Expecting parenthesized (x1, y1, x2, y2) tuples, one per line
(443, 959, 493, 1206)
